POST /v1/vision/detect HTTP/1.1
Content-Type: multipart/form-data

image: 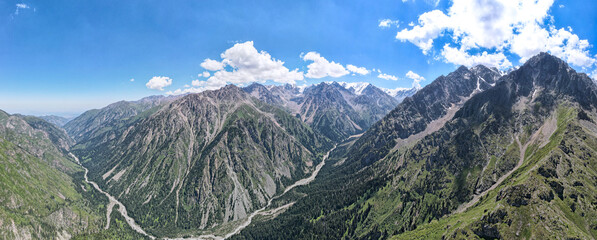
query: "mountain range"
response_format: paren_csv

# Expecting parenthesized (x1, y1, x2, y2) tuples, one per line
(2, 53, 597, 239)
(234, 53, 597, 239)
(243, 81, 402, 142)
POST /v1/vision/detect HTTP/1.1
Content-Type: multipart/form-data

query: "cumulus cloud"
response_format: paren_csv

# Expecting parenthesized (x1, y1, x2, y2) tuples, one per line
(378, 73, 398, 81)
(395, 10, 451, 54)
(441, 44, 513, 69)
(346, 64, 370, 75)
(167, 78, 227, 95)
(303, 52, 349, 78)
(130, 78, 135, 82)
(206, 41, 304, 84)
(199, 71, 210, 78)
(395, 0, 596, 69)
(379, 19, 399, 28)
(200, 58, 225, 71)
(509, 24, 595, 67)
(170, 41, 303, 94)
(146, 76, 172, 91)
(406, 71, 425, 88)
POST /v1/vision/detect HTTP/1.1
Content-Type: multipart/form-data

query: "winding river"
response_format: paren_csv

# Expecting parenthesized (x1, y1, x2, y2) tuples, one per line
(70, 144, 335, 240)
(173, 144, 337, 240)
(70, 153, 156, 239)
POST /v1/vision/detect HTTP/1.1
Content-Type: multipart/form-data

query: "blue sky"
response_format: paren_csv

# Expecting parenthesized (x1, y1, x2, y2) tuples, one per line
(1, 0, 596, 116)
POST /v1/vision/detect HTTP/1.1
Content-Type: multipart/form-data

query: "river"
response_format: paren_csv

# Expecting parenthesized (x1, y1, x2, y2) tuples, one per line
(69, 153, 156, 239)
(174, 144, 337, 240)
(70, 143, 335, 240)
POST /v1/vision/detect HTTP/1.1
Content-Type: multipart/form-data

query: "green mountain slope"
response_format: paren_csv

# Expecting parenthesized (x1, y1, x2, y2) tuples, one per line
(231, 64, 501, 240)
(72, 85, 333, 237)
(64, 95, 179, 143)
(232, 53, 597, 240)
(0, 111, 105, 239)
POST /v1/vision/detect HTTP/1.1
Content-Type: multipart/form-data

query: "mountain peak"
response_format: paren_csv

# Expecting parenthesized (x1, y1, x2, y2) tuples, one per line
(455, 65, 469, 73)
(194, 84, 247, 102)
(246, 82, 266, 89)
(524, 52, 569, 70)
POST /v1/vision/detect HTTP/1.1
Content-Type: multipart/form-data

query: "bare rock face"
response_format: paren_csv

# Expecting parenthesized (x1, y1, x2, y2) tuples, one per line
(72, 85, 332, 236)
(347, 64, 503, 167)
(64, 94, 180, 143)
(243, 82, 400, 142)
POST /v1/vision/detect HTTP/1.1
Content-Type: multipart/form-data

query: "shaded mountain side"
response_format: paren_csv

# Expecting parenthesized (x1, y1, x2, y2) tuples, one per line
(72, 85, 333, 237)
(347, 65, 502, 167)
(385, 52, 597, 239)
(64, 95, 180, 143)
(232, 64, 502, 240)
(331, 53, 597, 238)
(393, 106, 597, 240)
(0, 111, 106, 239)
(233, 53, 597, 239)
(243, 82, 400, 142)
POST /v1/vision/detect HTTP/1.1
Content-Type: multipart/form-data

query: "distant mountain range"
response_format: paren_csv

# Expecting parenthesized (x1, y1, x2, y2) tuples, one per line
(38, 115, 73, 127)
(2, 53, 597, 239)
(243, 81, 403, 142)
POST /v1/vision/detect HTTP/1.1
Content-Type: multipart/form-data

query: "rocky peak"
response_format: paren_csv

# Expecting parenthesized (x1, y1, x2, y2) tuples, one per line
(242, 83, 284, 105)
(305, 82, 340, 95)
(360, 84, 383, 96)
(471, 65, 503, 85)
(454, 65, 470, 74)
(500, 52, 597, 109)
(199, 84, 248, 102)
(244, 82, 268, 92)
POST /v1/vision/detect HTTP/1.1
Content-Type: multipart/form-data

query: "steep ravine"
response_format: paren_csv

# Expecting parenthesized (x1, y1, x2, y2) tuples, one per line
(71, 144, 336, 240)
(175, 144, 337, 240)
(70, 153, 156, 239)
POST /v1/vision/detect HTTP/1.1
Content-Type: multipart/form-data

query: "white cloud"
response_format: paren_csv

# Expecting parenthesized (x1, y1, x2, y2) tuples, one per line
(146, 76, 172, 91)
(441, 44, 513, 69)
(199, 71, 210, 78)
(346, 64, 370, 75)
(130, 78, 134, 82)
(14, 3, 30, 15)
(395, 0, 596, 69)
(206, 41, 303, 84)
(167, 78, 227, 95)
(378, 73, 398, 81)
(303, 52, 349, 78)
(395, 10, 451, 54)
(509, 23, 596, 67)
(379, 19, 399, 28)
(171, 41, 304, 95)
(406, 71, 425, 88)
(200, 58, 225, 71)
